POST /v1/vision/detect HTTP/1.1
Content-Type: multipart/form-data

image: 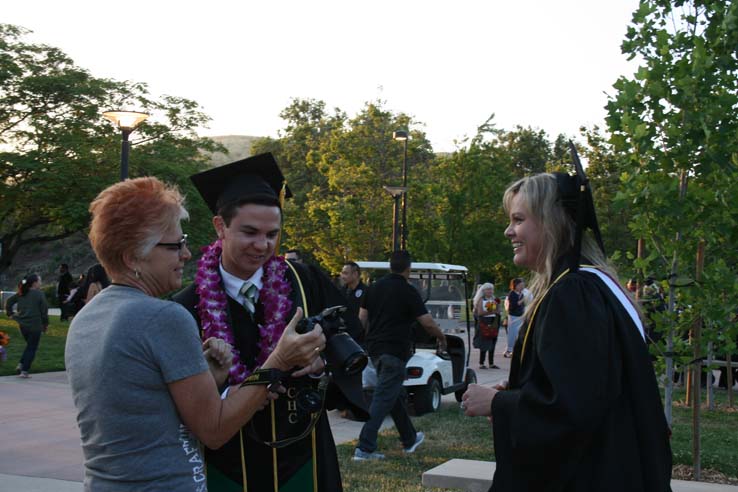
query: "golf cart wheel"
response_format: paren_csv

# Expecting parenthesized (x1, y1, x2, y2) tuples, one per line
(455, 368, 478, 402)
(414, 377, 442, 415)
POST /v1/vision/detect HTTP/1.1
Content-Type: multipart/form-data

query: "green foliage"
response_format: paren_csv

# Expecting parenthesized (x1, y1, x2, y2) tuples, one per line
(0, 24, 222, 274)
(41, 283, 58, 308)
(253, 99, 435, 272)
(670, 389, 738, 478)
(607, 0, 738, 384)
(256, 99, 628, 284)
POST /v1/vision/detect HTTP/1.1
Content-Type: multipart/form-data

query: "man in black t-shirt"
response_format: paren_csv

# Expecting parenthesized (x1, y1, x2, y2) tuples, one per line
(353, 250, 446, 461)
(340, 261, 367, 345)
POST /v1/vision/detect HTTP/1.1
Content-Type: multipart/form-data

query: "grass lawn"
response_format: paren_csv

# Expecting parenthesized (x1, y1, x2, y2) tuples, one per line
(337, 404, 495, 491)
(0, 315, 68, 376)
(670, 389, 738, 478)
(2, 315, 737, 488)
(336, 389, 738, 491)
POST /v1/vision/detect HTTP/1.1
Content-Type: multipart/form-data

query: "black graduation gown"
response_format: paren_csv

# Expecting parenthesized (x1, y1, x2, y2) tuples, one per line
(490, 263, 673, 492)
(173, 261, 368, 492)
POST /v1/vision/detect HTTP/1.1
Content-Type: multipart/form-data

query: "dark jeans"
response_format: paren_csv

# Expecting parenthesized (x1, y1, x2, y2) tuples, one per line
(480, 339, 497, 366)
(358, 354, 417, 453)
(20, 327, 41, 372)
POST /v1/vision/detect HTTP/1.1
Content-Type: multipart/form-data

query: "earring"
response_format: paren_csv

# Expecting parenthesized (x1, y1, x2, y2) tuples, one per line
(134, 269, 141, 279)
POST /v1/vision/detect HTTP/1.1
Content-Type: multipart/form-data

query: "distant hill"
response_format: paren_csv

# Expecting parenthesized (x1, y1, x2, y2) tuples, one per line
(0, 135, 263, 291)
(204, 135, 262, 167)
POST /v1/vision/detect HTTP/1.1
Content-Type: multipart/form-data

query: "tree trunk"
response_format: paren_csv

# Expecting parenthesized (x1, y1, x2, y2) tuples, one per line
(691, 239, 705, 481)
(665, 170, 688, 426)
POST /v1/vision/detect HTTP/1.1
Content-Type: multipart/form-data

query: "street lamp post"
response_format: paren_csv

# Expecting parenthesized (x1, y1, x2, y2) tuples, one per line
(383, 185, 407, 252)
(102, 110, 150, 181)
(392, 130, 409, 250)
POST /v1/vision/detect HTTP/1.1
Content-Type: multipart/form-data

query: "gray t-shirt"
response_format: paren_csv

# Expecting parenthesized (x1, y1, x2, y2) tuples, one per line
(65, 285, 209, 491)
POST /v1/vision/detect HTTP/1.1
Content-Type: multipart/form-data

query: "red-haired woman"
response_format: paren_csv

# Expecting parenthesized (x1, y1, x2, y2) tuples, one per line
(5, 273, 48, 378)
(65, 177, 324, 491)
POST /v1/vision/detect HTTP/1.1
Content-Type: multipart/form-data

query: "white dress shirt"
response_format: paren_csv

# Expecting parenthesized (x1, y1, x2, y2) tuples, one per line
(219, 263, 264, 306)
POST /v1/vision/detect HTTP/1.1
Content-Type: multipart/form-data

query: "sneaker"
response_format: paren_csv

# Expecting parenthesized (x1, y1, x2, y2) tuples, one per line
(403, 431, 425, 454)
(353, 448, 385, 461)
(503, 351, 512, 358)
(478, 364, 487, 369)
(19, 372, 31, 379)
(490, 364, 500, 369)
(15, 363, 22, 374)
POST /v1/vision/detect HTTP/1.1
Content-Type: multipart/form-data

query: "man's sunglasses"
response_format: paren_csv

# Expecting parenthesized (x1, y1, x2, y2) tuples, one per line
(156, 234, 188, 252)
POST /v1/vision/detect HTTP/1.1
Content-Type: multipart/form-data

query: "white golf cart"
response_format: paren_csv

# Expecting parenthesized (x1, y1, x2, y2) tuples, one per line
(357, 261, 477, 415)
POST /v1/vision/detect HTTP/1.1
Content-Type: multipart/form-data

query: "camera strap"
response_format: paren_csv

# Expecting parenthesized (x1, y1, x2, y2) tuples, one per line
(239, 368, 285, 392)
(245, 258, 323, 448)
(246, 375, 329, 449)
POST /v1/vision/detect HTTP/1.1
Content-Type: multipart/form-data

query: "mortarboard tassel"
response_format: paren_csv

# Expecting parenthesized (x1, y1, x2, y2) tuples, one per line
(276, 182, 287, 255)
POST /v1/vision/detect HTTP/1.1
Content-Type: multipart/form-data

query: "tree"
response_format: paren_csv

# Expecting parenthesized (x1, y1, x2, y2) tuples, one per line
(0, 24, 220, 276)
(253, 99, 434, 272)
(576, 126, 637, 270)
(606, 0, 738, 427)
(251, 98, 346, 258)
(413, 118, 561, 285)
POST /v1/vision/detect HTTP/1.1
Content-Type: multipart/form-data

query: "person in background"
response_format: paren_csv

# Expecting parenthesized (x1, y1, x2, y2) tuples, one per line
(5, 274, 48, 378)
(66, 265, 109, 312)
(83, 263, 110, 304)
(472, 283, 500, 369)
(503, 278, 525, 358)
(64, 273, 86, 317)
(285, 248, 302, 263)
(354, 250, 447, 461)
(57, 263, 74, 321)
(340, 261, 367, 344)
(66, 176, 324, 491)
(461, 169, 672, 491)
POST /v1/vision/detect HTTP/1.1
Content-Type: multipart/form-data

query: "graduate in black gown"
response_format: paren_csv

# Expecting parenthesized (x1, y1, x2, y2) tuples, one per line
(174, 153, 368, 492)
(461, 145, 673, 492)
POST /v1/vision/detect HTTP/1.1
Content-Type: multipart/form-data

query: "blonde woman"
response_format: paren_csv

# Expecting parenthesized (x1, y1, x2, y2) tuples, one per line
(462, 171, 672, 491)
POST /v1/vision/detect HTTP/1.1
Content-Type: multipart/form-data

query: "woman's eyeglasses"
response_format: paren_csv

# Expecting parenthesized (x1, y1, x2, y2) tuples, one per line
(156, 234, 188, 252)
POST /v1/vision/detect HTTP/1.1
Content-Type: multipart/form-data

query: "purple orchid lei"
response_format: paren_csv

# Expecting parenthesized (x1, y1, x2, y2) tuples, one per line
(194, 239, 292, 384)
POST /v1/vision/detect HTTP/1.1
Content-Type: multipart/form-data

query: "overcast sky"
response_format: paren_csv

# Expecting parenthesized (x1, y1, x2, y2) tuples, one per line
(5, 0, 640, 152)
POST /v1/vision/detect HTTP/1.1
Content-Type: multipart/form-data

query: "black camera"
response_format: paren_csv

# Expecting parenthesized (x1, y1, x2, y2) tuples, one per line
(296, 305, 367, 376)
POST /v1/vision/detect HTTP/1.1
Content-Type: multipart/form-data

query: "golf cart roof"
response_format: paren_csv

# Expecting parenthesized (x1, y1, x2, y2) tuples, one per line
(356, 261, 468, 273)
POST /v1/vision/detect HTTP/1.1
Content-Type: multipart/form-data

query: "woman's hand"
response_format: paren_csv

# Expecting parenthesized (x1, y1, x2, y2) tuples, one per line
(203, 337, 233, 386)
(264, 308, 326, 372)
(291, 355, 326, 378)
(461, 383, 498, 417)
(494, 380, 509, 391)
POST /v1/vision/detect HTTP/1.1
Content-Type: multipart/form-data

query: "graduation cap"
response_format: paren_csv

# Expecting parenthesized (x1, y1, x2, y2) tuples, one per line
(553, 141, 606, 272)
(190, 152, 293, 215)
